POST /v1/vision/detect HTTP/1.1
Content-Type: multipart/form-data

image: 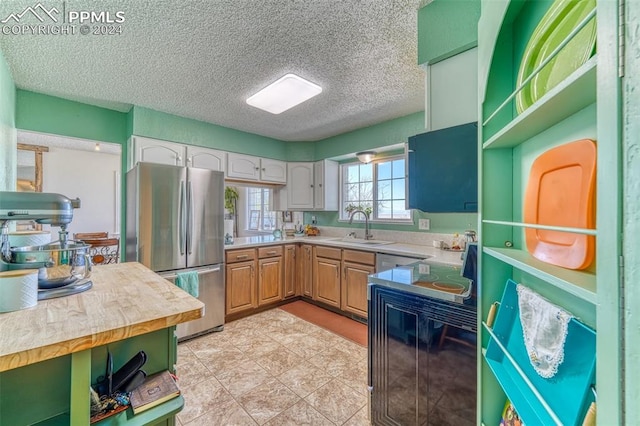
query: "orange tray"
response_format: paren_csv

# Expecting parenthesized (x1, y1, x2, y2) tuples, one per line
(524, 139, 596, 269)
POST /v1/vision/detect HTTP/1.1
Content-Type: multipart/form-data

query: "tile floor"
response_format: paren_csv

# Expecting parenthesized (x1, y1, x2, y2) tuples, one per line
(176, 308, 370, 425)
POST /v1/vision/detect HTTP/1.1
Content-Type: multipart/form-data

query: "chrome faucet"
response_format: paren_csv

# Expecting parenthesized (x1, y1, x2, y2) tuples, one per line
(349, 209, 373, 240)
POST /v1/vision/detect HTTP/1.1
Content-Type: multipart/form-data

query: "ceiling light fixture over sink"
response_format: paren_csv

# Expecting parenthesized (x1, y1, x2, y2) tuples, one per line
(246, 73, 322, 114)
(356, 151, 376, 164)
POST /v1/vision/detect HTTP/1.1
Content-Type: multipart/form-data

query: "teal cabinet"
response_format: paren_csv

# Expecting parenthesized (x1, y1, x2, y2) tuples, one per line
(478, 0, 621, 424)
(407, 122, 477, 212)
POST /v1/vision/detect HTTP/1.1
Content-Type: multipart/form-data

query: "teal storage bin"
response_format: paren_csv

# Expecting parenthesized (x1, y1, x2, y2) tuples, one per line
(483, 279, 596, 425)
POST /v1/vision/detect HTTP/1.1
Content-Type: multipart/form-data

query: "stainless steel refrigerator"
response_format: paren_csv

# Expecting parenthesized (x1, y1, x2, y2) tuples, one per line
(126, 162, 225, 340)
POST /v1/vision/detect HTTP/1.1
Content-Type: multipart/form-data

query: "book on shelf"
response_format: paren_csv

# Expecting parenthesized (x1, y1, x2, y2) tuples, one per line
(129, 370, 180, 414)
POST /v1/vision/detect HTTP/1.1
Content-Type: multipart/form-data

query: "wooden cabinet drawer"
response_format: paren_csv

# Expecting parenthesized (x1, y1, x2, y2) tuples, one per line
(343, 249, 375, 266)
(314, 246, 342, 260)
(258, 245, 283, 258)
(226, 248, 256, 263)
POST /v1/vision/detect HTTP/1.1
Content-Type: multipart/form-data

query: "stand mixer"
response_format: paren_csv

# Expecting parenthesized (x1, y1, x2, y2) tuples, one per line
(0, 191, 93, 300)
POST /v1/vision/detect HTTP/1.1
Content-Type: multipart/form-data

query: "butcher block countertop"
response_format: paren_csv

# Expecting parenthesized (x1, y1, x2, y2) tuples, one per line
(0, 262, 203, 372)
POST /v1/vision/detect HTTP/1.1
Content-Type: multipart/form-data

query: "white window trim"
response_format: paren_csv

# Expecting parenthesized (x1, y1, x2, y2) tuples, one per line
(338, 155, 413, 225)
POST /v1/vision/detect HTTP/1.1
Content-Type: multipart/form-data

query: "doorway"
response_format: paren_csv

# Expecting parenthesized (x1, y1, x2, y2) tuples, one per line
(16, 130, 122, 239)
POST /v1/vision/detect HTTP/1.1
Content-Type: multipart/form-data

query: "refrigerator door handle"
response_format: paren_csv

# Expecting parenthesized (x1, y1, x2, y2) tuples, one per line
(160, 266, 221, 280)
(179, 180, 186, 255)
(188, 180, 194, 255)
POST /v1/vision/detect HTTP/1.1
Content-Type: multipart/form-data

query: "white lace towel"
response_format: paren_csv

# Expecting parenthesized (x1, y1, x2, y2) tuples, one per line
(517, 284, 572, 378)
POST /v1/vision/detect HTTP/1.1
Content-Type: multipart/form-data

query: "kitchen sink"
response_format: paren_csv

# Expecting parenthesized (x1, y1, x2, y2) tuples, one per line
(341, 239, 394, 245)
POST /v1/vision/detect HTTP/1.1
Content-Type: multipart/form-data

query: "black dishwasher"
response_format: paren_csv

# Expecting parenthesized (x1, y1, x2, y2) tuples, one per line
(368, 284, 477, 425)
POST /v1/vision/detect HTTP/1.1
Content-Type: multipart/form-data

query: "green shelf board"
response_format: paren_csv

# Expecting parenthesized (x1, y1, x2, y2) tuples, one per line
(482, 219, 597, 236)
(94, 395, 183, 426)
(482, 246, 597, 303)
(483, 55, 596, 149)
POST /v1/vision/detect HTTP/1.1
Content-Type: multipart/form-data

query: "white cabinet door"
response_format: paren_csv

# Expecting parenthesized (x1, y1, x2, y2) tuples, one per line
(287, 163, 315, 210)
(130, 136, 185, 169)
(426, 47, 478, 131)
(186, 146, 226, 172)
(260, 158, 287, 183)
(314, 160, 339, 210)
(227, 153, 260, 181)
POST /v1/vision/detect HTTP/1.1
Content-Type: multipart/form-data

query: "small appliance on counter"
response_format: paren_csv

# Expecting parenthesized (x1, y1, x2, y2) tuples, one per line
(0, 191, 93, 301)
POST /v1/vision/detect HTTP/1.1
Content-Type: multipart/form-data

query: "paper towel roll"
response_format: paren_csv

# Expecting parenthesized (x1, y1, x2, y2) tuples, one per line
(0, 269, 38, 312)
(8, 231, 51, 248)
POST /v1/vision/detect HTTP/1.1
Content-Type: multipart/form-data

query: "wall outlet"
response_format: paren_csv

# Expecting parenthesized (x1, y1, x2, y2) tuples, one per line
(311, 215, 317, 225)
(418, 219, 430, 230)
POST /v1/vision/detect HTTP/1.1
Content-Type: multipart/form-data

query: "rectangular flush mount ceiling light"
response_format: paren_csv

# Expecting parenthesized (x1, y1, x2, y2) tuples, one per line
(246, 73, 322, 114)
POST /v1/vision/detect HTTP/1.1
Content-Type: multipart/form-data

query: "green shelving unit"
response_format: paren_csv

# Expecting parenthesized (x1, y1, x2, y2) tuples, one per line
(478, 0, 622, 424)
(0, 327, 180, 426)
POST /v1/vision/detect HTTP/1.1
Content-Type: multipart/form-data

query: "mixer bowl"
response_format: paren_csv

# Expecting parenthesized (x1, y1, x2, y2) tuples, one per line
(9, 242, 92, 289)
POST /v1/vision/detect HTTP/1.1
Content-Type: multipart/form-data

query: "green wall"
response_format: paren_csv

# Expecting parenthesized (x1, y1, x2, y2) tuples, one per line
(131, 106, 289, 161)
(313, 112, 425, 160)
(16, 90, 128, 144)
(0, 50, 16, 191)
(418, 0, 481, 65)
(11, 93, 476, 237)
(305, 113, 478, 234)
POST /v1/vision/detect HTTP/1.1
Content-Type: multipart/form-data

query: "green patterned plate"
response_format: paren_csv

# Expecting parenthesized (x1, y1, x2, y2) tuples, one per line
(515, 0, 596, 114)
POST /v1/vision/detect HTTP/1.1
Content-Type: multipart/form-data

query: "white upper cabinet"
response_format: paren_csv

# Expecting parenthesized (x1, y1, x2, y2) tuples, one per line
(287, 162, 315, 210)
(227, 153, 261, 181)
(227, 153, 286, 184)
(284, 160, 338, 211)
(129, 136, 285, 184)
(426, 47, 478, 131)
(129, 136, 185, 169)
(260, 158, 287, 183)
(313, 160, 338, 210)
(186, 146, 226, 172)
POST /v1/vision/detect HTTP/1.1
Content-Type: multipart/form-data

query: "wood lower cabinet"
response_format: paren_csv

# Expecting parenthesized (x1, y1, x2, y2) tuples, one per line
(299, 244, 313, 298)
(258, 256, 283, 305)
(283, 244, 297, 298)
(313, 246, 342, 308)
(225, 259, 256, 315)
(341, 249, 376, 318)
(225, 248, 257, 315)
(226, 244, 376, 319)
(342, 261, 375, 318)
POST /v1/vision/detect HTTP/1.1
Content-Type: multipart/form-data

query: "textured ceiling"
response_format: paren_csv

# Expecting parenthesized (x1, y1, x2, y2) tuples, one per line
(0, 0, 426, 142)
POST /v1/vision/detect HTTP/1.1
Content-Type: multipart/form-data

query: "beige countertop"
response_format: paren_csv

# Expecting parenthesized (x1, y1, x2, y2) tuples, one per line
(0, 262, 204, 372)
(226, 235, 465, 266)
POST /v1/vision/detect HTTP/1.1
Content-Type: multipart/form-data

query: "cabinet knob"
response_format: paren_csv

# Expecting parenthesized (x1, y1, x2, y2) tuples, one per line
(255, 167, 260, 171)
(319, 184, 322, 187)
(262, 168, 266, 171)
(310, 184, 314, 188)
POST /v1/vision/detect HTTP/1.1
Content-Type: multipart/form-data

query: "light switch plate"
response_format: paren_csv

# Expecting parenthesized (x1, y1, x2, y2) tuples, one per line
(419, 264, 430, 275)
(418, 219, 430, 230)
